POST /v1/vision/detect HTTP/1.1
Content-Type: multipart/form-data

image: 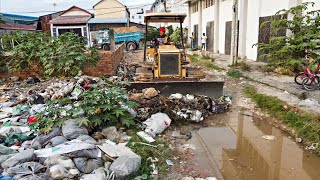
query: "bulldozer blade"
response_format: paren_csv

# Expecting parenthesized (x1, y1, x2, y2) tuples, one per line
(128, 80, 224, 98)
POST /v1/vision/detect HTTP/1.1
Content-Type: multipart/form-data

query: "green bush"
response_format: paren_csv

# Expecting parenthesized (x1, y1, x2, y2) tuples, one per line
(255, 2, 320, 69)
(227, 69, 243, 78)
(36, 85, 138, 133)
(7, 32, 99, 77)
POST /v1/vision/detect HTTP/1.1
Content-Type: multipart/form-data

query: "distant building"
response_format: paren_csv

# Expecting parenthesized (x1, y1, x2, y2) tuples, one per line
(185, 0, 320, 59)
(1, 13, 38, 25)
(0, 23, 37, 36)
(49, 6, 93, 46)
(88, 0, 130, 31)
(129, 8, 145, 25)
(38, 11, 63, 32)
(150, 0, 188, 28)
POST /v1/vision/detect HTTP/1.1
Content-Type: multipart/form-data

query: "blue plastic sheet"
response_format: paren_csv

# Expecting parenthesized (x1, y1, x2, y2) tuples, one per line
(0, 176, 13, 180)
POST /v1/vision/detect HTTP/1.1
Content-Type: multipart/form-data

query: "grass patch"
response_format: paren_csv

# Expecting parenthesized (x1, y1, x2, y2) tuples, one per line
(227, 69, 243, 78)
(187, 54, 225, 71)
(126, 129, 172, 180)
(244, 86, 320, 155)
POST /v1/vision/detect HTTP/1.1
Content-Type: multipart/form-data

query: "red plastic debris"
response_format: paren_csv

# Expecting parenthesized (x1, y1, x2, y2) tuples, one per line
(27, 116, 37, 123)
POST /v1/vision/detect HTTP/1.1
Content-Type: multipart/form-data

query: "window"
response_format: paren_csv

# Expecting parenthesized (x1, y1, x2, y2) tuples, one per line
(192, 2, 199, 13)
(52, 27, 57, 37)
(139, 21, 142, 24)
(139, 15, 142, 19)
(132, 16, 135, 19)
(203, 0, 214, 8)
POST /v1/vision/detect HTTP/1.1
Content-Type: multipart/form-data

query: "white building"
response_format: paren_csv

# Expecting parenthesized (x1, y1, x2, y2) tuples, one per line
(129, 8, 145, 24)
(185, 0, 320, 60)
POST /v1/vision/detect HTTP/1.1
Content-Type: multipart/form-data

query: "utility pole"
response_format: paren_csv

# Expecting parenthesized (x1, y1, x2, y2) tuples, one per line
(230, 0, 239, 65)
(53, 0, 57, 12)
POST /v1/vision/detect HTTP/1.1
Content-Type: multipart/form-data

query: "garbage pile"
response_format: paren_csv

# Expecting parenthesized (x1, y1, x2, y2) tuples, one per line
(0, 75, 232, 179)
(0, 76, 142, 179)
(129, 88, 232, 123)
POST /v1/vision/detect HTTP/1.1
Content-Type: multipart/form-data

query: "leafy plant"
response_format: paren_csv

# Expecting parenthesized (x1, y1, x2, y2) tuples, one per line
(227, 69, 243, 78)
(6, 32, 99, 77)
(36, 84, 138, 133)
(255, 2, 320, 69)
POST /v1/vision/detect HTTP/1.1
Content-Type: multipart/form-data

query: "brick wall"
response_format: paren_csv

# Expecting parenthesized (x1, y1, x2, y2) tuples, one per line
(83, 43, 124, 77)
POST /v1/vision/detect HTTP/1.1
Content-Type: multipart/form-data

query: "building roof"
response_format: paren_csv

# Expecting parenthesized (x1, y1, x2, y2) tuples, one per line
(1, 13, 38, 20)
(144, 13, 187, 23)
(88, 18, 128, 24)
(0, 23, 37, 31)
(49, 16, 91, 25)
(59, 6, 93, 16)
(93, 0, 126, 8)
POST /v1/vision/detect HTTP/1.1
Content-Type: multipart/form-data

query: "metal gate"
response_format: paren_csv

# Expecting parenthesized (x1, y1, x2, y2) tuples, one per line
(193, 24, 198, 46)
(206, 21, 214, 52)
(225, 21, 239, 55)
(257, 15, 287, 61)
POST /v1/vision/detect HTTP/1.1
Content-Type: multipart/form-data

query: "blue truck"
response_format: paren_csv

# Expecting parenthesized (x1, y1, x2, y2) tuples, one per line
(95, 26, 143, 51)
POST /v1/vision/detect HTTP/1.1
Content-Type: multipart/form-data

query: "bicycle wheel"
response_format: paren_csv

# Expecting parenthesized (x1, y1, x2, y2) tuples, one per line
(302, 76, 319, 91)
(295, 74, 307, 85)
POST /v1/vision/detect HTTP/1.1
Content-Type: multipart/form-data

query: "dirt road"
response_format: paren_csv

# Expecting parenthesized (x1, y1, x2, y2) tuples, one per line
(123, 50, 320, 180)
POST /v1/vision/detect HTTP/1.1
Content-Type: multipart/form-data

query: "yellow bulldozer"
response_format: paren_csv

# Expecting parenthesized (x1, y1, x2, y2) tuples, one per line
(129, 13, 224, 98)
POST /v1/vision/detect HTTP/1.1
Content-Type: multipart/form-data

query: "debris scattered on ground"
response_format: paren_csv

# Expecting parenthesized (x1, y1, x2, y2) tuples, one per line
(0, 74, 231, 179)
(299, 98, 320, 107)
(262, 135, 276, 141)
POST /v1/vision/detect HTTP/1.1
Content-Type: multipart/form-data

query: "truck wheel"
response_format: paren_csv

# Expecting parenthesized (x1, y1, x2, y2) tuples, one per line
(102, 44, 110, 51)
(126, 42, 137, 51)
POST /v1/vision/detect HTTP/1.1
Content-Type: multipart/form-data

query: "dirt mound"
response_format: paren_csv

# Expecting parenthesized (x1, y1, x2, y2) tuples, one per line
(114, 26, 140, 33)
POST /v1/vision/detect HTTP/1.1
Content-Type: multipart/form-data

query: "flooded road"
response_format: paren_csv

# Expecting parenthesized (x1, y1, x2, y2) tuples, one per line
(186, 110, 320, 180)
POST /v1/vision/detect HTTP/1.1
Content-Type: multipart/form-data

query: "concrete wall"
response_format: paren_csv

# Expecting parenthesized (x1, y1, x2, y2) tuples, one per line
(186, 0, 320, 60)
(244, 0, 290, 60)
(218, 0, 233, 54)
(201, 5, 215, 35)
(94, 0, 127, 19)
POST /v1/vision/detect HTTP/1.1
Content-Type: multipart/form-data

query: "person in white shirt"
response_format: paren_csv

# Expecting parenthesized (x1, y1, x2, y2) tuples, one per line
(201, 33, 207, 51)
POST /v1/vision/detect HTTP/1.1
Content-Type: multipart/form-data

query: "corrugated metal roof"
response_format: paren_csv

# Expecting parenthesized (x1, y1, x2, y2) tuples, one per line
(0, 23, 37, 31)
(2, 13, 38, 20)
(88, 18, 128, 24)
(49, 16, 91, 25)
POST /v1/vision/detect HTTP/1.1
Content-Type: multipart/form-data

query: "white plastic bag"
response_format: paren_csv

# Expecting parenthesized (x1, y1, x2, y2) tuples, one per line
(142, 113, 171, 135)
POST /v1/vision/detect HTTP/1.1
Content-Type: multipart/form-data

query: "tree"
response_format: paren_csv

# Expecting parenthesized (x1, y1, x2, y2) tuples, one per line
(256, 2, 320, 70)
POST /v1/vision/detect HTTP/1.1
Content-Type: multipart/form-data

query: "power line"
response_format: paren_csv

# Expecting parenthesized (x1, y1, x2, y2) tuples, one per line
(2, 3, 153, 14)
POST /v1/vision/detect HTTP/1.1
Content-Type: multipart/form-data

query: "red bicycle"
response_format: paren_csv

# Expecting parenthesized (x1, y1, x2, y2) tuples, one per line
(294, 60, 320, 85)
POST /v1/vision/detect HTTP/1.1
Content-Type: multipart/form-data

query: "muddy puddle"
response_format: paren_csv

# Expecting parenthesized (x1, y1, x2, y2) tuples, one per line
(186, 110, 320, 180)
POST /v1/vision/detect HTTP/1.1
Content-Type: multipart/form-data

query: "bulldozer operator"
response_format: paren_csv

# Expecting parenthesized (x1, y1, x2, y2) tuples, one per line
(153, 27, 170, 48)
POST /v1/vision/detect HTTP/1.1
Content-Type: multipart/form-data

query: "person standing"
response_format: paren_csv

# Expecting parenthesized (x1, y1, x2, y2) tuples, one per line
(190, 32, 195, 49)
(201, 33, 207, 51)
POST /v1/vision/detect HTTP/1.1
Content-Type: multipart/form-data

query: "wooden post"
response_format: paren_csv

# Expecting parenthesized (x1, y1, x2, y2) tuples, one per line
(144, 20, 148, 62)
(109, 29, 115, 51)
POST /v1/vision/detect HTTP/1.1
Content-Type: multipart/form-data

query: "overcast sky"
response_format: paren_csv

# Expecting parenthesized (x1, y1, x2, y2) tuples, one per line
(0, 0, 154, 17)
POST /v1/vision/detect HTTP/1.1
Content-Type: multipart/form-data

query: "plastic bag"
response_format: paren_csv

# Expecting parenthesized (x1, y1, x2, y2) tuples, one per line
(142, 113, 171, 135)
(62, 119, 88, 140)
(80, 167, 115, 180)
(110, 155, 141, 178)
(6, 162, 48, 180)
(31, 128, 62, 149)
(73, 157, 103, 174)
(64, 148, 101, 159)
(49, 136, 68, 147)
(50, 164, 69, 180)
(76, 135, 97, 145)
(0, 145, 17, 155)
(2, 149, 34, 169)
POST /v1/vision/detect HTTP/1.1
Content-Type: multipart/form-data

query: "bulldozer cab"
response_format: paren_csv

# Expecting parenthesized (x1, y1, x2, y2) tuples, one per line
(143, 13, 187, 79)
